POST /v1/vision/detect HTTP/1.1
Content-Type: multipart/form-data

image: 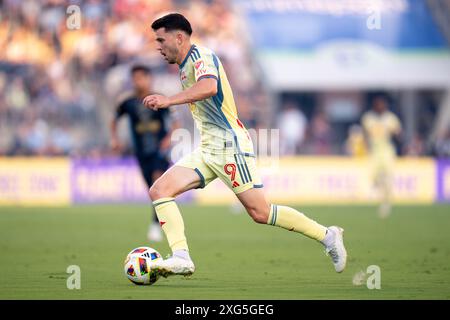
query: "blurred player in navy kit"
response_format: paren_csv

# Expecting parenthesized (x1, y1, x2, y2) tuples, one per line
(111, 65, 178, 242)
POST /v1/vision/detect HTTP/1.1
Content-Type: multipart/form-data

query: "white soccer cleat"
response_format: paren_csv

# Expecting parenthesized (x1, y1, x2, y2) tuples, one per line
(147, 222, 163, 242)
(148, 256, 195, 278)
(325, 226, 347, 273)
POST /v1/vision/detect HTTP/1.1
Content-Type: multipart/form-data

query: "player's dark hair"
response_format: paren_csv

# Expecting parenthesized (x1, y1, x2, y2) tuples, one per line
(151, 13, 192, 36)
(131, 65, 151, 75)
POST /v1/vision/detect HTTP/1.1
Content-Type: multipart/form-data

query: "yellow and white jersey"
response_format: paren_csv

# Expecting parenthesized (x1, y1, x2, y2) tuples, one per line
(179, 44, 253, 155)
(362, 110, 401, 155)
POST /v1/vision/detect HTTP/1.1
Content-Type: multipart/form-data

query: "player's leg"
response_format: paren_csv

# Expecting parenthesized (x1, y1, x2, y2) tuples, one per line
(378, 152, 395, 218)
(370, 154, 384, 216)
(149, 165, 200, 250)
(146, 170, 165, 242)
(211, 152, 347, 273)
(371, 151, 393, 218)
(213, 153, 330, 239)
(236, 187, 324, 238)
(146, 165, 199, 277)
(147, 150, 217, 277)
(236, 187, 347, 273)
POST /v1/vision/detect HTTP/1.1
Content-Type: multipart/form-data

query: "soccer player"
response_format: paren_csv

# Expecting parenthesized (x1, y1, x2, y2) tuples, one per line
(362, 96, 402, 218)
(142, 13, 347, 277)
(111, 65, 177, 241)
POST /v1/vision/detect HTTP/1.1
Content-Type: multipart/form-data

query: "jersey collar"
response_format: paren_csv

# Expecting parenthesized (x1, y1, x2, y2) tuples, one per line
(179, 44, 195, 69)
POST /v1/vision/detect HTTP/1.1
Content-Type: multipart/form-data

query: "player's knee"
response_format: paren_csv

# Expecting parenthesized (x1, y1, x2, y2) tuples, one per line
(148, 183, 169, 201)
(246, 205, 269, 224)
(148, 185, 158, 201)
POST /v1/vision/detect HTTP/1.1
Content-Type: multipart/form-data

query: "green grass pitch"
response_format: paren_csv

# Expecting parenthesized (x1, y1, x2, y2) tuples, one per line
(1, 204, 449, 299)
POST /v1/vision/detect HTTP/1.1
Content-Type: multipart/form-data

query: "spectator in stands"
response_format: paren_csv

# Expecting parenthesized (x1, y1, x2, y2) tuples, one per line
(434, 129, 450, 158)
(0, 0, 267, 157)
(309, 109, 332, 155)
(277, 102, 307, 155)
(404, 133, 425, 156)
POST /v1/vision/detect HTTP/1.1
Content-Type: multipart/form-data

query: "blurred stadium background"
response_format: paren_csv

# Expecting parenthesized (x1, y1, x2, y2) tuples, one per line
(1, 0, 450, 300)
(1, 0, 449, 205)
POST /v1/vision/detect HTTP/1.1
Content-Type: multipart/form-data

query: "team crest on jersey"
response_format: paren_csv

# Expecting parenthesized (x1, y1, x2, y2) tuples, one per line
(180, 71, 187, 81)
(195, 60, 207, 77)
(195, 60, 204, 70)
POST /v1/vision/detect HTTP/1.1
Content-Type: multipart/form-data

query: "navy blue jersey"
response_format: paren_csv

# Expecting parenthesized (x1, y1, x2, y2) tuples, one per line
(116, 96, 170, 158)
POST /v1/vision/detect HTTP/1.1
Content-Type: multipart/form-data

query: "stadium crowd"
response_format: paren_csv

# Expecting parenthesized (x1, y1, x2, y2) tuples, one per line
(0, 0, 448, 158)
(0, 0, 268, 157)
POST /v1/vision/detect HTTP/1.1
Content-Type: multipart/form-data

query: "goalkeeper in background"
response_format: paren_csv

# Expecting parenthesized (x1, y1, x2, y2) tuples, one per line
(362, 96, 402, 218)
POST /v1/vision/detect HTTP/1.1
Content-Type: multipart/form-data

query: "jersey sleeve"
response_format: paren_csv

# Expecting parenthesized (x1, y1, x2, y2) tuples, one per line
(361, 113, 371, 131)
(389, 114, 402, 134)
(192, 49, 219, 82)
(115, 101, 126, 119)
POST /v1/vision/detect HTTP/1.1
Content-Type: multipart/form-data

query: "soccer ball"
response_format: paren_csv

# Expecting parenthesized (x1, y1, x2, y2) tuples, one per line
(124, 246, 163, 285)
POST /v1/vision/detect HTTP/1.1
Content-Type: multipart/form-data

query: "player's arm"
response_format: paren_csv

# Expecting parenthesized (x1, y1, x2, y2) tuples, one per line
(143, 78, 217, 110)
(360, 113, 372, 148)
(391, 114, 402, 137)
(145, 50, 219, 110)
(110, 118, 121, 151)
(110, 101, 126, 151)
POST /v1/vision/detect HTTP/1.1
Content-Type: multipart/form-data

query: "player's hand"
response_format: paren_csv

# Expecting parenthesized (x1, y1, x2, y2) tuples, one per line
(143, 94, 171, 111)
(110, 137, 122, 152)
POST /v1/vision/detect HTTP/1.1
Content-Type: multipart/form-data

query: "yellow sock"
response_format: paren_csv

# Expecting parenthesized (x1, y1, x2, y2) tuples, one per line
(267, 204, 327, 241)
(153, 197, 189, 252)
